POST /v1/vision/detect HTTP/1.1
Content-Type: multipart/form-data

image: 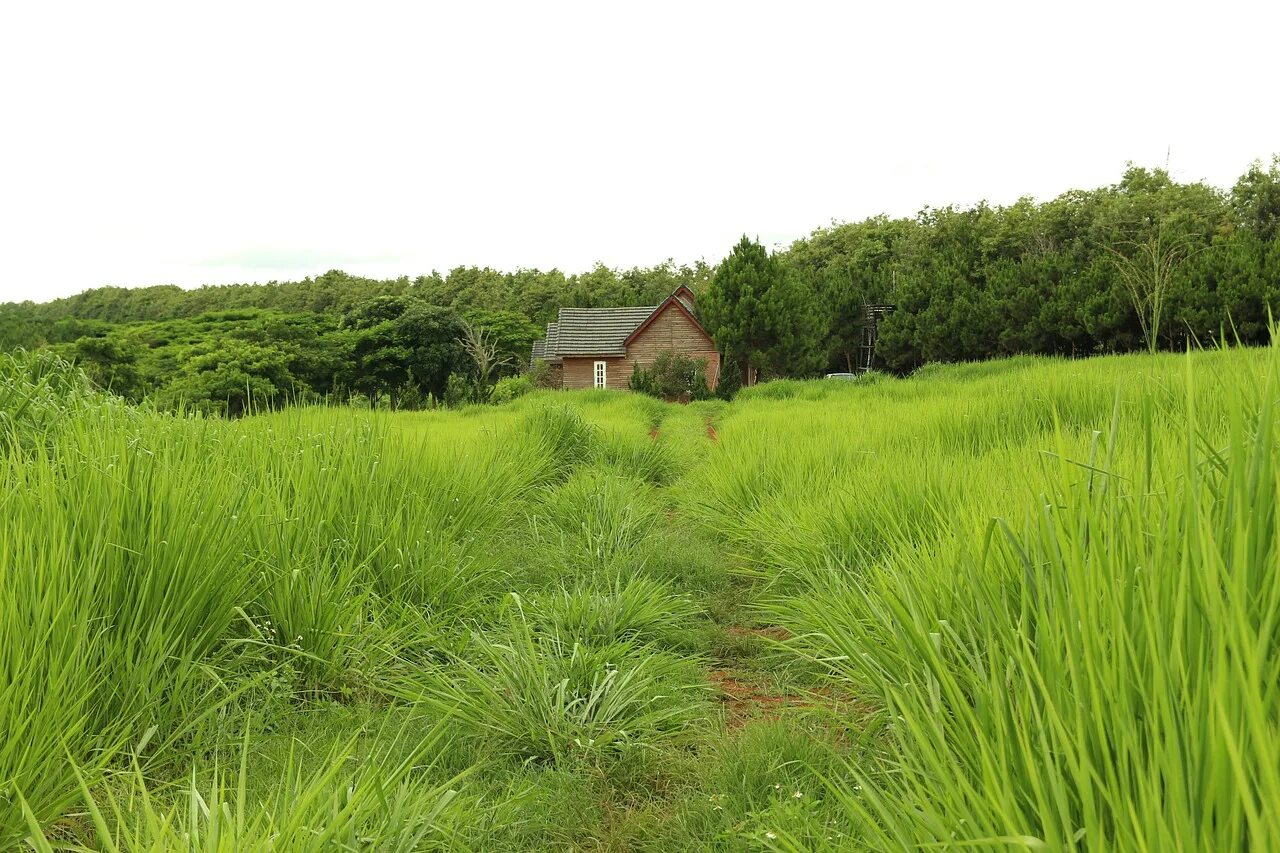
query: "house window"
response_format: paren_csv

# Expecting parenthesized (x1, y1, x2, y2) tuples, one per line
(594, 360, 607, 389)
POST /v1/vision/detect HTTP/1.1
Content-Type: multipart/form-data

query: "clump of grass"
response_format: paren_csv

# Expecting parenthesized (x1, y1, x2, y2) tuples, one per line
(528, 575, 700, 649)
(531, 469, 662, 572)
(393, 603, 709, 766)
(1, 370, 546, 840)
(521, 402, 597, 482)
(595, 428, 682, 485)
(634, 394, 667, 433)
(2, 410, 262, 842)
(804, 388, 1280, 848)
(27, 719, 471, 851)
(734, 378, 861, 403)
(0, 349, 112, 451)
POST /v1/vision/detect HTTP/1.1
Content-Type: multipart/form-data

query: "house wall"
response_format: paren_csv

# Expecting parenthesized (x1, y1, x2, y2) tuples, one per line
(561, 356, 633, 390)
(626, 303, 720, 390)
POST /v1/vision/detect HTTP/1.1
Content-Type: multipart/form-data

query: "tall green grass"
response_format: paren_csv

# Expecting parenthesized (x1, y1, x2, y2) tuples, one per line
(687, 347, 1280, 849)
(8, 345, 1279, 849)
(0, 356, 558, 845)
(24, 720, 470, 852)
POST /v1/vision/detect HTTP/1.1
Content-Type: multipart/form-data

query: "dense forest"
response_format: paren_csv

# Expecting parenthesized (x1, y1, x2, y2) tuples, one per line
(2, 159, 1277, 412)
(0, 262, 713, 412)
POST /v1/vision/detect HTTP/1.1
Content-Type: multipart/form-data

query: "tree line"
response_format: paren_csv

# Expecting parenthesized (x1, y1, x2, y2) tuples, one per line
(786, 160, 1280, 372)
(2, 159, 1277, 412)
(0, 263, 712, 413)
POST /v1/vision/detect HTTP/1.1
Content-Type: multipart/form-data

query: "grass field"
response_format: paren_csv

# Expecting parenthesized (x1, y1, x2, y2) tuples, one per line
(3, 344, 1279, 850)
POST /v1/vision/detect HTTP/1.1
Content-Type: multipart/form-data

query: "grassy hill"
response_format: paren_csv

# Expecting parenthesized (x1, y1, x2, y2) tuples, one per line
(3, 345, 1278, 849)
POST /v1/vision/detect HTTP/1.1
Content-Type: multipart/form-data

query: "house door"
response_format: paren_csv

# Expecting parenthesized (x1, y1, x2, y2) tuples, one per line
(594, 361, 607, 389)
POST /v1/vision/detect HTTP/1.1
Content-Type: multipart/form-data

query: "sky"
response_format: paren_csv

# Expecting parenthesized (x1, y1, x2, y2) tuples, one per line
(1, 0, 1278, 303)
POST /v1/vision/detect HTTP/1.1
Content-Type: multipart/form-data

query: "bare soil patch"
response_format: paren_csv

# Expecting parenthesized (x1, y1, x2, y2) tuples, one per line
(707, 669, 812, 728)
(724, 625, 791, 642)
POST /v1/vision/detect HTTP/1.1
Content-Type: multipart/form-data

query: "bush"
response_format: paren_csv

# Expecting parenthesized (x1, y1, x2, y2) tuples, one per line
(490, 374, 534, 405)
(444, 372, 480, 407)
(529, 358, 556, 389)
(629, 352, 711, 402)
(715, 358, 742, 401)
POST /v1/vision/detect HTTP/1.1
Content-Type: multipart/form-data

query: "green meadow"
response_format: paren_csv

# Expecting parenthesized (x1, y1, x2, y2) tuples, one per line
(4, 343, 1279, 850)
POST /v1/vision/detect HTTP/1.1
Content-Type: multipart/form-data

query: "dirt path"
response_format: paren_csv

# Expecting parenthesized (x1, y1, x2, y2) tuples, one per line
(707, 626, 809, 728)
(584, 412, 863, 847)
(646, 412, 817, 727)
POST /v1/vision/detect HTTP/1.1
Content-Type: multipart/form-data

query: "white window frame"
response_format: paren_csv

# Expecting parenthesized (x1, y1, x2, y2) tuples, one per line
(593, 360, 607, 389)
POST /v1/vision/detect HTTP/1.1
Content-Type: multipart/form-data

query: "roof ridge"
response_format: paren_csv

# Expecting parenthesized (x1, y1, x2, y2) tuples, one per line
(558, 305, 657, 312)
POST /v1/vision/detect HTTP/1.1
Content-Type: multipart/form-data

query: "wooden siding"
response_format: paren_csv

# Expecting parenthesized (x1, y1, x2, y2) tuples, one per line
(561, 356, 633, 390)
(626, 302, 720, 390)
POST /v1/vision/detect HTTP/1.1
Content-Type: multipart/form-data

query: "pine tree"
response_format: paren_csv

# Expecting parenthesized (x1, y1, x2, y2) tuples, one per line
(701, 236, 823, 383)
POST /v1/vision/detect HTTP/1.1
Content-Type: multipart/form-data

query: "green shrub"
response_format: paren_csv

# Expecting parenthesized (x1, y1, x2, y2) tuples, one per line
(444, 372, 481, 407)
(490, 374, 534, 405)
(528, 358, 555, 388)
(630, 351, 712, 402)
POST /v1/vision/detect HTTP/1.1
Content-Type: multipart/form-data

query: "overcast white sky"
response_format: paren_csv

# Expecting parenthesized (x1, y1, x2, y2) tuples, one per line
(1, 0, 1277, 303)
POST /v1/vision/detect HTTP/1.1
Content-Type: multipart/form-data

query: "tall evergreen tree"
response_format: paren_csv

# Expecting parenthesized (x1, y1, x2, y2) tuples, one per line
(701, 236, 823, 383)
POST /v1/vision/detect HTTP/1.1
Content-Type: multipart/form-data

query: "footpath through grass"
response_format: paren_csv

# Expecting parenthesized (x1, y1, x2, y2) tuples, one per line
(5, 345, 1280, 850)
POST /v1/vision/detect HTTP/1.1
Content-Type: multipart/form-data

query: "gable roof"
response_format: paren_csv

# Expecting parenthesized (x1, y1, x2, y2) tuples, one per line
(622, 291, 712, 347)
(554, 305, 657, 356)
(671, 284, 696, 314)
(531, 287, 713, 360)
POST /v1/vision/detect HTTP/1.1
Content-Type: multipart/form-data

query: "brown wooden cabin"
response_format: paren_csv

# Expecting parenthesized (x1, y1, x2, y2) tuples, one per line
(531, 285, 720, 391)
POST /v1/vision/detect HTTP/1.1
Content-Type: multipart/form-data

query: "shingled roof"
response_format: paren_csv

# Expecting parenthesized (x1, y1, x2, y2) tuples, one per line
(551, 306, 657, 356)
(544, 322, 561, 361)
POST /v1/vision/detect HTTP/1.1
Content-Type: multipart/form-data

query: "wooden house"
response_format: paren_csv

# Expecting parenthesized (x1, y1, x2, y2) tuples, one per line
(531, 286, 720, 391)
